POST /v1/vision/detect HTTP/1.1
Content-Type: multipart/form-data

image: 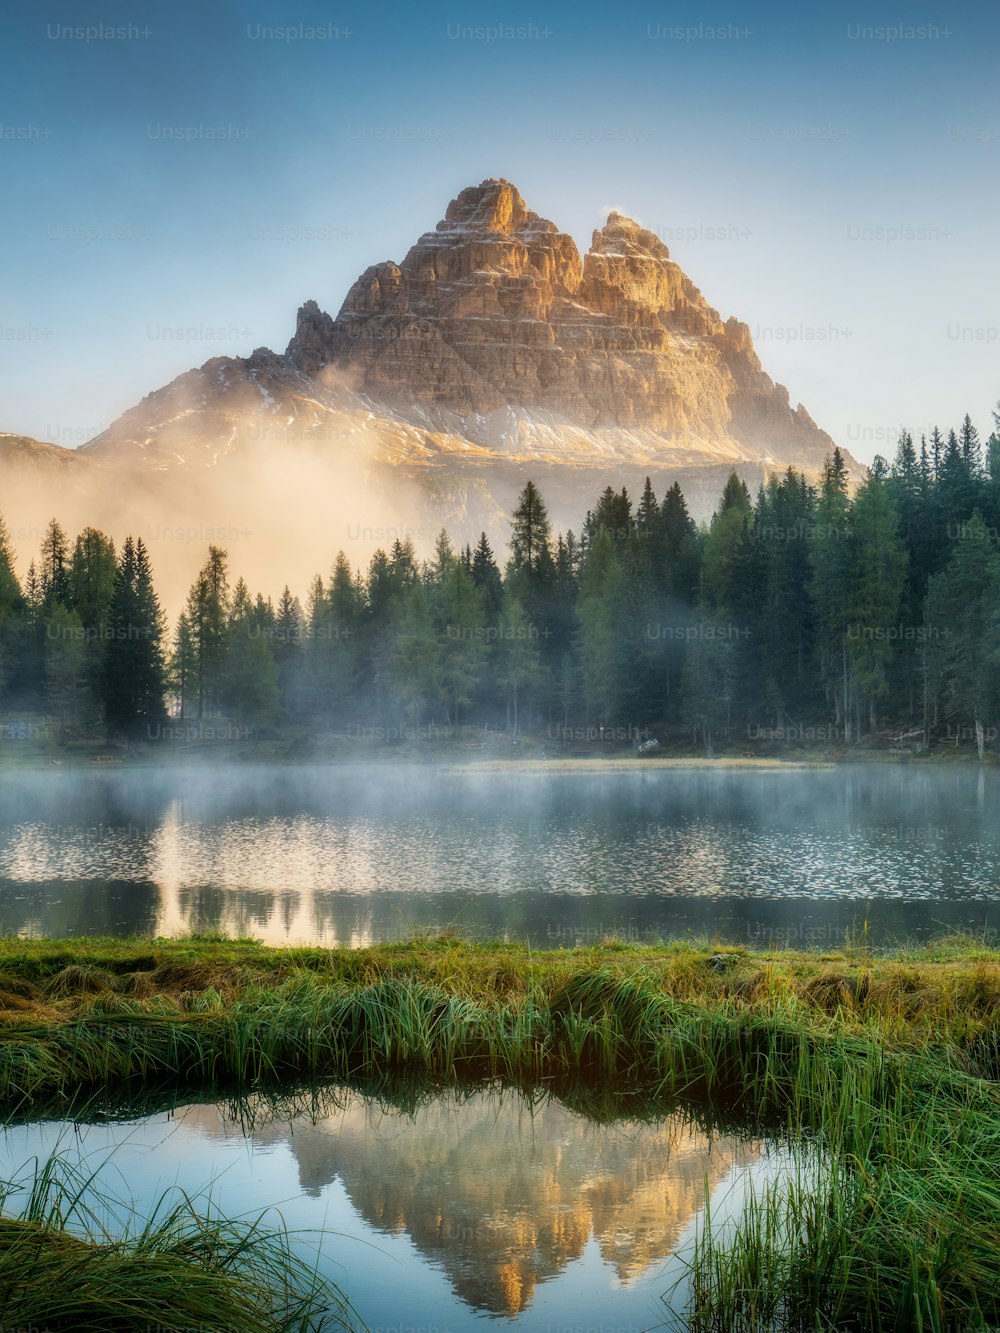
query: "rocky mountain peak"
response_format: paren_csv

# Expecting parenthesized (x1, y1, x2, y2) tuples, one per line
(0, 176, 861, 581)
(279, 178, 838, 469)
(591, 211, 671, 261)
(440, 177, 537, 237)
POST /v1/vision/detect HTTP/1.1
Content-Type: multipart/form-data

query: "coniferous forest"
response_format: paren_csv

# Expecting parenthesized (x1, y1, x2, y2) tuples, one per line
(2, 408, 1000, 757)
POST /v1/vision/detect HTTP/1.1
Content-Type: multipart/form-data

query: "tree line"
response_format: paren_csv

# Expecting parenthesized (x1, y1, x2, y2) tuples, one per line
(1, 405, 999, 755)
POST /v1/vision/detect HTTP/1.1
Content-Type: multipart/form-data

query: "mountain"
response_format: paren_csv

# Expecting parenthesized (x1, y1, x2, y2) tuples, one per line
(179, 1086, 758, 1317)
(286, 179, 835, 472)
(1, 178, 858, 595)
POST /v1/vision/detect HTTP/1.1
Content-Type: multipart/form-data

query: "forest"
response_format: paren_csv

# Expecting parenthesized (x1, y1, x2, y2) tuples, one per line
(1, 407, 999, 756)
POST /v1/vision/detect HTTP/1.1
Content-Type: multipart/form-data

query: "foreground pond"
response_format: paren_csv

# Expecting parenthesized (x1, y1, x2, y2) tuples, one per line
(0, 1086, 799, 1330)
(0, 763, 998, 946)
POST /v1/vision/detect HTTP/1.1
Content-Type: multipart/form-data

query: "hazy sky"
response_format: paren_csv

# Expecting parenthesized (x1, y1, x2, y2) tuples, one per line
(2, 0, 998, 463)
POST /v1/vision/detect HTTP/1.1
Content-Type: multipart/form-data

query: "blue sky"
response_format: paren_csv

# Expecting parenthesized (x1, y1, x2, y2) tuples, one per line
(2, 0, 998, 461)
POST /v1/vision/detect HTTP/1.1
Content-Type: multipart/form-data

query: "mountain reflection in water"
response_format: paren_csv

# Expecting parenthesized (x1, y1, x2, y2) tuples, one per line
(0, 1086, 764, 1324)
(187, 1089, 761, 1315)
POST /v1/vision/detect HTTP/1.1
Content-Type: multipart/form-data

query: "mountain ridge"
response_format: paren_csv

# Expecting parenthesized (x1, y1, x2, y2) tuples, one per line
(0, 178, 860, 598)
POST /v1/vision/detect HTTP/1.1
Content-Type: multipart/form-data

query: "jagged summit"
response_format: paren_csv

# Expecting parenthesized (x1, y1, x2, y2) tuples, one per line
(2, 178, 856, 553)
(592, 210, 672, 260)
(438, 177, 543, 236)
(282, 177, 829, 470)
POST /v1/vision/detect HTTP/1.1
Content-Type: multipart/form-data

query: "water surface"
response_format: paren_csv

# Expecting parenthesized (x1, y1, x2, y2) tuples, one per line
(0, 1086, 794, 1330)
(0, 764, 997, 945)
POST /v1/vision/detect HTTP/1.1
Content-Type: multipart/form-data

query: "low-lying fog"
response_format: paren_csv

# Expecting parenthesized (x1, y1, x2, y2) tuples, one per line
(0, 764, 997, 948)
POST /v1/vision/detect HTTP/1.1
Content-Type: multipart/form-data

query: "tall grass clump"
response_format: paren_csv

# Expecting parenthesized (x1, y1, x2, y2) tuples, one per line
(0, 1150, 357, 1332)
(679, 1051, 1000, 1332)
(0, 935, 998, 1330)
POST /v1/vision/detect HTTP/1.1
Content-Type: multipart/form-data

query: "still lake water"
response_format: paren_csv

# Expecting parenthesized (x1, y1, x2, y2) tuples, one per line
(0, 763, 998, 946)
(1, 762, 976, 1326)
(0, 1086, 802, 1330)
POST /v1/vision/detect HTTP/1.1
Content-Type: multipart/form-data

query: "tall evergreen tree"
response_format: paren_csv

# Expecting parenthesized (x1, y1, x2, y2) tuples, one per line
(510, 480, 552, 575)
(470, 532, 503, 621)
(39, 519, 70, 610)
(809, 450, 853, 737)
(168, 613, 195, 719)
(0, 515, 25, 697)
(701, 472, 752, 612)
(184, 546, 230, 718)
(846, 463, 908, 735)
(926, 511, 1000, 760)
(101, 538, 167, 740)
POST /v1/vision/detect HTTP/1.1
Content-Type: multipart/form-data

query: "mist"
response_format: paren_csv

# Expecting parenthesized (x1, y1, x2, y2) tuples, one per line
(0, 762, 995, 949)
(3, 426, 485, 617)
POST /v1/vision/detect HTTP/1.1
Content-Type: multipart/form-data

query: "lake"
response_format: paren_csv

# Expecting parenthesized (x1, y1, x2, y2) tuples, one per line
(0, 762, 998, 947)
(0, 1084, 806, 1330)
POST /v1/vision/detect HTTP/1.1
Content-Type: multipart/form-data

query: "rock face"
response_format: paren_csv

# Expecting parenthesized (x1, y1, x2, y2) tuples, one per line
(2, 177, 857, 588)
(285, 178, 836, 471)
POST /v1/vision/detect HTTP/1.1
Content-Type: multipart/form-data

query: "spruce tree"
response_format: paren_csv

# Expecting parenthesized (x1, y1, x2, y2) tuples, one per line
(184, 546, 230, 718)
(846, 465, 908, 736)
(927, 511, 1000, 759)
(470, 532, 503, 621)
(496, 593, 541, 736)
(810, 451, 853, 737)
(510, 481, 552, 574)
(101, 537, 167, 741)
(0, 515, 24, 697)
(39, 519, 70, 610)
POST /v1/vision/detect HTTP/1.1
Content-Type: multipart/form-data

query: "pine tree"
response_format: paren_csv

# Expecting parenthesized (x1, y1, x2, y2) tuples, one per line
(222, 577, 280, 726)
(702, 472, 752, 611)
(495, 593, 541, 736)
(658, 481, 701, 602)
(470, 532, 503, 621)
(273, 586, 305, 718)
(0, 515, 24, 698)
(577, 527, 629, 727)
(927, 511, 1000, 759)
(62, 526, 115, 726)
(938, 429, 975, 533)
(184, 546, 230, 718)
(68, 528, 116, 628)
(168, 613, 195, 719)
(101, 538, 167, 741)
(510, 481, 552, 574)
(960, 413, 982, 476)
(679, 613, 737, 757)
(587, 486, 633, 550)
(929, 426, 944, 480)
(810, 450, 853, 737)
(385, 580, 441, 725)
(846, 466, 908, 736)
(39, 519, 70, 610)
(434, 558, 487, 726)
(45, 603, 86, 741)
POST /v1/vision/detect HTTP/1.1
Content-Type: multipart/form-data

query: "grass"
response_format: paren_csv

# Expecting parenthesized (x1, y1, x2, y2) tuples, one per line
(0, 1148, 357, 1331)
(0, 932, 997, 1330)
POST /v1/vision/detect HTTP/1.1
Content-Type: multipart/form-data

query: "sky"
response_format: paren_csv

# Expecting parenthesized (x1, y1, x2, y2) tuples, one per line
(1, 0, 998, 464)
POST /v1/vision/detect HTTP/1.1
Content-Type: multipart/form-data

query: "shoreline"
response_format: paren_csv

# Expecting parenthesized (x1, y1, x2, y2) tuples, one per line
(0, 932, 996, 1331)
(2, 747, 988, 772)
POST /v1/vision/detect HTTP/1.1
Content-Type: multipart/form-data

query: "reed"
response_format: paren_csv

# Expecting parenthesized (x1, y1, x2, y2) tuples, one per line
(0, 1149, 357, 1331)
(0, 934, 997, 1330)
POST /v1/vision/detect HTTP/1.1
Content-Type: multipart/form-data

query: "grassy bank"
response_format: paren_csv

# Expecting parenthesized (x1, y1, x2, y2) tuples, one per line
(0, 1150, 356, 1332)
(0, 933, 996, 1080)
(0, 934, 997, 1330)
